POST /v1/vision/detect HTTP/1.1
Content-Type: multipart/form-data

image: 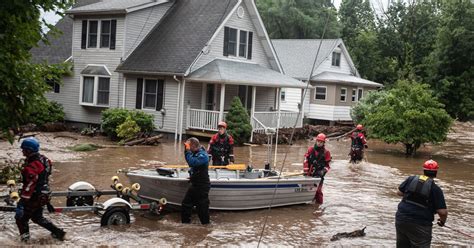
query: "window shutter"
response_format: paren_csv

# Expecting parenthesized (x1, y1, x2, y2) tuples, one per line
(81, 20, 87, 49)
(223, 27, 229, 56)
(247, 31, 253, 60)
(110, 20, 116, 50)
(136, 78, 143, 109)
(156, 79, 164, 111)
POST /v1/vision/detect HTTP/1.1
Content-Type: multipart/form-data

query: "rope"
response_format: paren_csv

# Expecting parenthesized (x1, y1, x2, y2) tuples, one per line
(444, 225, 474, 239)
(256, 1, 334, 246)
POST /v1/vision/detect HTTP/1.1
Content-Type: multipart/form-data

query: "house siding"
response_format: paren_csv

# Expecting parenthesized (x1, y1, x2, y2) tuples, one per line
(280, 87, 302, 113)
(46, 16, 126, 124)
(313, 47, 353, 76)
(191, 2, 272, 72)
(124, 76, 179, 133)
(255, 86, 276, 112)
(306, 104, 352, 121)
(123, 2, 173, 59)
(310, 84, 336, 106)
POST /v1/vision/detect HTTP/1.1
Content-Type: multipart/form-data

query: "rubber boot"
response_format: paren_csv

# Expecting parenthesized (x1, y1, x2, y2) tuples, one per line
(51, 229, 66, 241)
(20, 233, 30, 243)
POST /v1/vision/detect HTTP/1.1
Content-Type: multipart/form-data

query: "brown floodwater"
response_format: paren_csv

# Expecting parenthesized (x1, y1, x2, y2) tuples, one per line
(0, 123, 473, 246)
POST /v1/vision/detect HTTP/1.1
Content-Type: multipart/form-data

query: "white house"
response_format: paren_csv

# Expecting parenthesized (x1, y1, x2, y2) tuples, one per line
(31, 0, 308, 141)
(272, 39, 382, 124)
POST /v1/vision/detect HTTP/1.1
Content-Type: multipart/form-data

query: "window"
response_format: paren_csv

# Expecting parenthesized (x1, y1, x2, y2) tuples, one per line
(239, 30, 247, 57)
(224, 27, 253, 59)
(340, 88, 347, 102)
(280, 89, 286, 102)
(352, 89, 357, 102)
(81, 76, 110, 106)
(100, 20, 111, 48)
(82, 19, 116, 49)
(332, 51, 341, 66)
(88, 20, 98, 48)
(144, 79, 158, 109)
(315, 86, 326, 100)
(358, 88, 363, 101)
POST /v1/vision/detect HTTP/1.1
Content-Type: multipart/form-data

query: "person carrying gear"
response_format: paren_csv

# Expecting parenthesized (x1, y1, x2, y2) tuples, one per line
(182, 137, 211, 225)
(303, 133, 331, 204)
(395, 159, 448, 247)
(349, 124, 368, 163)
(208, 121, 235, 165)
(16, 138, 65, 242)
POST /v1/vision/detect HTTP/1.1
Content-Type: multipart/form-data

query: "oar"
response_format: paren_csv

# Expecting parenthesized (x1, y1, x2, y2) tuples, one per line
(157, 164, 247, 170)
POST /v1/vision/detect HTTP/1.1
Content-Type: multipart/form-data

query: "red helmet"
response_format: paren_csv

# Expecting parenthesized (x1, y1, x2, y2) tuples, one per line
(218, 121, 227, 129)
(316, 133, 326, 142)
(356, 124, 363, 130)
(423, 160, 439, 171)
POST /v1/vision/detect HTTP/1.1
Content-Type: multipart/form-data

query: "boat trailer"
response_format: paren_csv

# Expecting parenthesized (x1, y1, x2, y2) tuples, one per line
(0, 177, 167, 226)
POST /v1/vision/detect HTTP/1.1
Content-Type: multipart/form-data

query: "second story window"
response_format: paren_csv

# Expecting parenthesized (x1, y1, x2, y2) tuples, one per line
(82, 19, 116, 50)
(332, 51, 341, 66)
(224, 27, 253, 59)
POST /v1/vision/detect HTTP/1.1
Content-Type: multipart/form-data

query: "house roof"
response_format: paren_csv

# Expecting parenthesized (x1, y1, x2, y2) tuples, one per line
(66, 0, 167, 15)
(30, 16, 74, 64)
(312, 71, 382, 87)
(271, 39, 341, 80)
(186, 59, 308, 88)
(116, 0, 239, 75)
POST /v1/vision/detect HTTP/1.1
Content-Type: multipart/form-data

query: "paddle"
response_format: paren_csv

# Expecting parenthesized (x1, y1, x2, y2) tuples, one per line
(157, 163, 247, 170)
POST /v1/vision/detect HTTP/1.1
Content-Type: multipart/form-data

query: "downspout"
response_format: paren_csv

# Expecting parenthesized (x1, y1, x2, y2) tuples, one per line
(173, 75, 182, 141)
(122, 76, 127, 108)
(179, 78, 187, 142)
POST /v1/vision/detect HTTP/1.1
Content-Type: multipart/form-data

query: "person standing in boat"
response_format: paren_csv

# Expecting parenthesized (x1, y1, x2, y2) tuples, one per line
(182, 137, 211, 225)
(303, 133, 331, 204)
(208, 121, 235, 165)
(348, 124, 368, 163)
(395, 160, 448, 247)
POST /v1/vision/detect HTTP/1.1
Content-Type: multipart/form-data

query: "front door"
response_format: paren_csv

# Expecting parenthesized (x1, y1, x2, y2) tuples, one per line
(205, 84, 215, 110)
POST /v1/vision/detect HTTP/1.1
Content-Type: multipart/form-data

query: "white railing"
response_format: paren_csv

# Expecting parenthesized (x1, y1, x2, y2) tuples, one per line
(187, 108, 227, 131)
(251, 116, 267, 134)
(253, 111, 302, 129)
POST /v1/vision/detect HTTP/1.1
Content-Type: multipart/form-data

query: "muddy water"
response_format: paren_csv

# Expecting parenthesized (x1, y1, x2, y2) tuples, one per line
(0, 123, 473, 246)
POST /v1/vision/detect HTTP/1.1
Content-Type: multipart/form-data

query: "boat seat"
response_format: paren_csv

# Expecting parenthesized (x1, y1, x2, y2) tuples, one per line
(156, 168, 175, 177)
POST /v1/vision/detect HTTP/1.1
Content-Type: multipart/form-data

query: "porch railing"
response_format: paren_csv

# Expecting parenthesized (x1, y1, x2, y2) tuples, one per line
(253, 111, 302, 129)
(187, 108, 227, 132)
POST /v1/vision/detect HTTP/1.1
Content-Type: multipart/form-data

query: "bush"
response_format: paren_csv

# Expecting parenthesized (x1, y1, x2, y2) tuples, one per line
(226, 97, 252, 144)
(101, 108, 155, 139)
(67, 143, 102, 152)
(27, 100, 65, 126)
(117, 116, 140, 140)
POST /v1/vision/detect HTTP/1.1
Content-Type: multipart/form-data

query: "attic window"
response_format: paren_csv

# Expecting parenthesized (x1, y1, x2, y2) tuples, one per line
(224, 27, 253, 59)
(332, 51, 341, 66)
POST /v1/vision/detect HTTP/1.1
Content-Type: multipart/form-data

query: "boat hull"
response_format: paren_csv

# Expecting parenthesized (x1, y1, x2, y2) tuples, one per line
(127, 170, 320, 210)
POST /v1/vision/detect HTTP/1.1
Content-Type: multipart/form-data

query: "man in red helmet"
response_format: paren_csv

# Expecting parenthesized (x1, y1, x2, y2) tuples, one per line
(208, 121, 235, 165)
(349, 124, 368, 163)
(303, 133, 331, 204)
(395, 159, 448, 247)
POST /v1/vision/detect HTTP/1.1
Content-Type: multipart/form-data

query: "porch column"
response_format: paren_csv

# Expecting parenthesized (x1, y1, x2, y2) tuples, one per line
(250, 86, 256, 142)
(219, 84, 226, 122)
(274, 88, 281, 166)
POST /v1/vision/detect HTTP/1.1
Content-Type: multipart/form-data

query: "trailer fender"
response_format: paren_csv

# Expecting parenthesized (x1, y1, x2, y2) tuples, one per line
(103, 198, 132, 210)
(68, 181, 96, 191)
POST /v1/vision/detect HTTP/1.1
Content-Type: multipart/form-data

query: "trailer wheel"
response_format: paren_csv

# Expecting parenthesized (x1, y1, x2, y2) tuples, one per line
(66, 190, 94, 207)
(101, 207, 130, 226)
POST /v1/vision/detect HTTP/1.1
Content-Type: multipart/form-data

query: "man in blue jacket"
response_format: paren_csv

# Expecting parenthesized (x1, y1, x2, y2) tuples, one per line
(182, 137, 210, 224)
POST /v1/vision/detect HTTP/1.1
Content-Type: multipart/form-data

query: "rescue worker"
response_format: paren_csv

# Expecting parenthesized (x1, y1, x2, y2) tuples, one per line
(349, 124, 368, 163)
(208, 121, 235, 165)
(182, 137, 210, 224)
(16, 138, 65, 242)
(303, 133, 331, 204)
(395, 159, 448, 247)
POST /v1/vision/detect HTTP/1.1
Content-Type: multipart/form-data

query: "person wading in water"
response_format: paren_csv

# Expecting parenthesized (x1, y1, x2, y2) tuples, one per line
(303, 133, 331, 205)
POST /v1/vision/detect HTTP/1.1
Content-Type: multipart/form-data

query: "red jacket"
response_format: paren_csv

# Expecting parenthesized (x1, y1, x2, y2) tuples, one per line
(20, 154, 50, 200)
(208, 133, 234, 157)
(350, 131, 367, 147)
(303, 146, 331, 176)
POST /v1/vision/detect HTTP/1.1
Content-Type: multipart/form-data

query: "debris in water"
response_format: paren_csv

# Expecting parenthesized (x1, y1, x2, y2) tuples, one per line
(330, 227, 366, 241)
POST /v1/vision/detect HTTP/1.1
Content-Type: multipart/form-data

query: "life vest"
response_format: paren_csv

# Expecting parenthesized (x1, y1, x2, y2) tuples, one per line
(307, 147, 327, 175)
(28, 154, 52, 194)
(403, 175, 433, 208)
(351, 132, 364, 148)
(210, 134, 231, 158)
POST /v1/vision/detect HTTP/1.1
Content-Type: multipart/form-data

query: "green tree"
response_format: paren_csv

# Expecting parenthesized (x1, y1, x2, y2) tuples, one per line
(426, 1, 474, 120)
(352, 80, 452, 155)
(0, 0, 73, 142)
(256, 0, 341, 39)
(225, 97, 252, 145)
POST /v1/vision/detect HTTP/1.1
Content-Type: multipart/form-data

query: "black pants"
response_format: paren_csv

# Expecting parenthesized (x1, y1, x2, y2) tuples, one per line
(396, 221, 432, 248)
(181, 184, 210, 224)
(211, 157, 229, 166)
(15, 199, 62, 236)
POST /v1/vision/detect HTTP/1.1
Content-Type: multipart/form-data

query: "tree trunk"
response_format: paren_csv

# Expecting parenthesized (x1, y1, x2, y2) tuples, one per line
(404, 143, 415, 156)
